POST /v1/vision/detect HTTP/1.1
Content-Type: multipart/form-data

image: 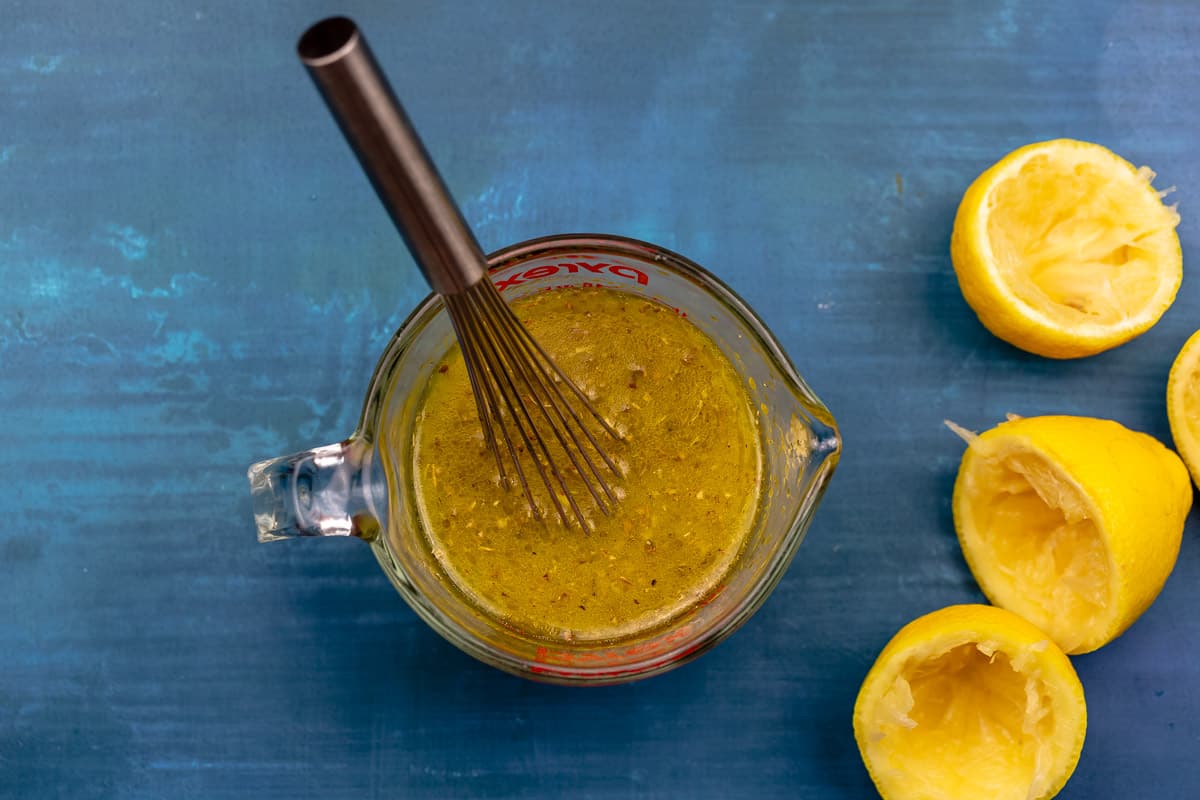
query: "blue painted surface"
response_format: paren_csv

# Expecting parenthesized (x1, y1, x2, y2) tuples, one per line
(2, 1, 1198, 797)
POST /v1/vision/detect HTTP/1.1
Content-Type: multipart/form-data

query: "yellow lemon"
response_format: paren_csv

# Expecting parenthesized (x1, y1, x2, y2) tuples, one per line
(854, 604, 1086, 800)
(950, 415, 1191, 654)
(950, 139, 1181, 358)
(1167, 328, 1200, 489)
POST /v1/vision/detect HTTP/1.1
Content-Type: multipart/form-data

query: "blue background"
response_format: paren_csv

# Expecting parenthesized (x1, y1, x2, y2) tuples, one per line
(3, 1, 1198, 797)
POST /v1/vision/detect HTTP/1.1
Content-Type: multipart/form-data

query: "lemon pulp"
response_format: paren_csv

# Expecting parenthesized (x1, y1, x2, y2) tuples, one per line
(951, 139, 1182, 358)
(868, 642, 1057, 799)
(855, 605, 1086, 800)
(956, 445, 1111, 654)
(987, 154, 1178, 327)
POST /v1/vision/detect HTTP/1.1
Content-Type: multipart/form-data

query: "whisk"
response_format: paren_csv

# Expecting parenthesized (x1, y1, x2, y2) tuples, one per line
(298, 17, 622, 528)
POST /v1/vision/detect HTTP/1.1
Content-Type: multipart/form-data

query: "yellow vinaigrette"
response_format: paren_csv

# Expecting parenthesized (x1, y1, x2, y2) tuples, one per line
(412, 286, 762, 642)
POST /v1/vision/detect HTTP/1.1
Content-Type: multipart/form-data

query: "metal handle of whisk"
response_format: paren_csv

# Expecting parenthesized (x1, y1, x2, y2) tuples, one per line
(297, 16, 485, 297)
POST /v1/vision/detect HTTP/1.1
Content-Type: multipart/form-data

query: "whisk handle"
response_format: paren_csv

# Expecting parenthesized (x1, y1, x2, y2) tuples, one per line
(298, 16, 486, 295)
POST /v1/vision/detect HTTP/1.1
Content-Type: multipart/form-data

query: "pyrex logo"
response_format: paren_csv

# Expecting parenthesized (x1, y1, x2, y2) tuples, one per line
(493, 261, 649, 292)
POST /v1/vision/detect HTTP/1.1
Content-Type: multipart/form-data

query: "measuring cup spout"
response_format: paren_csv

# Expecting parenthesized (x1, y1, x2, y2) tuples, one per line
(247, 441, 380, 543)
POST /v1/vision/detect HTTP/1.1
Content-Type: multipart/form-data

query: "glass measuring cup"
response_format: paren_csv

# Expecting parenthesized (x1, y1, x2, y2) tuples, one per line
(248, 233, 840, 684)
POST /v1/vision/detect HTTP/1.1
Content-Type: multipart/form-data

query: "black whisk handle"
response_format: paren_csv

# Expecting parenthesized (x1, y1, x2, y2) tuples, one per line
(298, 16, 487, 296)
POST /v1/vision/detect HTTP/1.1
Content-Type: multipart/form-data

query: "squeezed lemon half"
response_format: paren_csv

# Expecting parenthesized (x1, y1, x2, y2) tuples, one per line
(1167, 328, 1200, 490)
(950, 139, 1181, 358)
(854, 604, 1086, 800)
(950, 414, 1191, 654)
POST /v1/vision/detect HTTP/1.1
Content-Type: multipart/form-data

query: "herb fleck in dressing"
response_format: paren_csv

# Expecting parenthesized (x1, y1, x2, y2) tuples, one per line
(412, 286, 761, 642)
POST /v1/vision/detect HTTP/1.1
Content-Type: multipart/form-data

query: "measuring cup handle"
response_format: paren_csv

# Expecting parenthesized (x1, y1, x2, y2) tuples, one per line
(247, 440, 380, 543)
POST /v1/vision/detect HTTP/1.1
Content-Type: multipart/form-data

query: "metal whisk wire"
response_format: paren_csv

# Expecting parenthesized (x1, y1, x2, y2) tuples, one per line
(448, 284, 622, 526)
(298, 16, 622, 527)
